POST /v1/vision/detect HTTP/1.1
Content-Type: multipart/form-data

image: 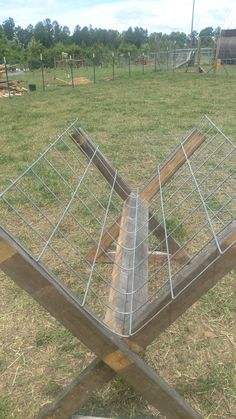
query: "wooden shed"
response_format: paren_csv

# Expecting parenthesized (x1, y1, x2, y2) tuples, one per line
(218, 29, 236, 63)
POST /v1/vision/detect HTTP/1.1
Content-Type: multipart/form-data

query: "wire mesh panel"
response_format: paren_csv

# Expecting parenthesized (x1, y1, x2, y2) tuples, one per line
(0, 117, 235, 337)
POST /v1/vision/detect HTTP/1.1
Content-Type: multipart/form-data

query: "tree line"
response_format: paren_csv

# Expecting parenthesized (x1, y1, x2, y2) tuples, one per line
(0, 17, 220, 68)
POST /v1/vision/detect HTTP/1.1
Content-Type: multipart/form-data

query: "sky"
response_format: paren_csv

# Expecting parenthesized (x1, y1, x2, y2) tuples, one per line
(0, 0, 236, 34)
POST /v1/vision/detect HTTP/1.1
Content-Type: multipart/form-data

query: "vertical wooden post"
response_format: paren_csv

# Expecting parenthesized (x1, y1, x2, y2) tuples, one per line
(128, 51, 131, 77)
(197, 37, 201, 72)
(142, 52, 145, 75)
(3, 56, 10, 99)
(112, 52, 115, 81)
(40, 53, 45, 92)
(93, 53, 96, 83)
(69, 56, 74, 88)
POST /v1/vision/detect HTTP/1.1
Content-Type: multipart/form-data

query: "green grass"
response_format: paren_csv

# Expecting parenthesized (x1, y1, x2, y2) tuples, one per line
(0, 68, 236, 418)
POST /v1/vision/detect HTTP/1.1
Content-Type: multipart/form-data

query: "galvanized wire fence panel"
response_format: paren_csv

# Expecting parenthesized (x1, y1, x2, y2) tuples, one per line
(0, 117, 235, 337)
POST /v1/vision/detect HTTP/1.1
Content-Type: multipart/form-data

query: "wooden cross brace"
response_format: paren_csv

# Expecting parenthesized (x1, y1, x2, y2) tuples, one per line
(0, 127, 235, 419)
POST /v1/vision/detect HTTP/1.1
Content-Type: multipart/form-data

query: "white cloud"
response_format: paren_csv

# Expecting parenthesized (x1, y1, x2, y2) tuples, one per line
(0, 0, 236, 33)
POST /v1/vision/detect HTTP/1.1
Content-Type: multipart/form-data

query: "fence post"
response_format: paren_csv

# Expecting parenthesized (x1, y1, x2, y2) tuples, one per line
(3, 56, 10, 99)
(69, 56, 74, 88)
(112, 52, 115, 81)
(40, 53, 45, 92)
(93, 53, 96, 83)
(128, 51, 131, 77)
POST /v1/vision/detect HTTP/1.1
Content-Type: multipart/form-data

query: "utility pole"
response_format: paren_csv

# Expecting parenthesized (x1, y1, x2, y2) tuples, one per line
(191, 0, 196, 47)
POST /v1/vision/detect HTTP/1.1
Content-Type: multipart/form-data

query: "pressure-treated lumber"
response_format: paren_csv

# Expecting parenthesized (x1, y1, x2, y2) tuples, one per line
(36, 358, 115, 419)
(140, 129, 208, 202)
(83, 129, 206, 265)
(0, 226, 201, 419)
(132, 221, 236, 347)
(71, 128, 131, 200)
(148, 212, 190, 264)
(86, 212, 189, 265)
(104, 193, 149, 334)
(72, 127, 188, 265)
(98, 250, 168, 265)
(36, 222, 236, 419)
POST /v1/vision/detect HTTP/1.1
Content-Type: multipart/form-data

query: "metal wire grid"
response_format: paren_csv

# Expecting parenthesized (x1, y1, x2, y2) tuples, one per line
(0, 116, 235, 337)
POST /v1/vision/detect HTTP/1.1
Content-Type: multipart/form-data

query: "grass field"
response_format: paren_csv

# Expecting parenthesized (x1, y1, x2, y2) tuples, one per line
(0, 68, 236, 419)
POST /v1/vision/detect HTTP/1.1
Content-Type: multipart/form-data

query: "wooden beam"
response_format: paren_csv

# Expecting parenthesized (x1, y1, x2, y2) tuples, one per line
(71, 128, 131, 200)
(35, 223, 236, 419)
(86, 216, 121, 264)
(148, 212, 190, 264)
(36, 358, 115, 419)
(98, 250, 168, 265)
(0, 226, 201, 419)
(140, 129, 208, 202)
(132, 222, 236, 348)
(85, 211, 189, 265)
(105, 193, 149, 335)
(84, 130, 206, 265)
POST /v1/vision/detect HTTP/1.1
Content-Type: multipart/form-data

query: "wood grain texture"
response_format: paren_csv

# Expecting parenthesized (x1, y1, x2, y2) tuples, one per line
(98, 250, 167, 265)
(140, 129, 208, 202)
(0, 226, 201, 419)
(104, 193, 149, 335)
(132, 222, 236, 347)
(72, 128, 131, 200)
(36, 359, 115, 419)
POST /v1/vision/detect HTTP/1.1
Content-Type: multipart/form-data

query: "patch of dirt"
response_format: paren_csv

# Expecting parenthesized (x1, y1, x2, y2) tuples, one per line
(72, 77, 91, 85)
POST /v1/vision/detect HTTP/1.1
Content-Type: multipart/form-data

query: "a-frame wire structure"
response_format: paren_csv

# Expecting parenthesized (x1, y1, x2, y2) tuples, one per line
(0, 116, 235, 419)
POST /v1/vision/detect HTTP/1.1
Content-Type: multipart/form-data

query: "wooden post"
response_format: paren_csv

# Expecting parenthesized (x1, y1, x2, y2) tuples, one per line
(140, 129, 208, 202)
(132, 221, 236, 347)
(197, 37, 201, 72)
(35, 221, 236, 419)
(93, 53, 96, 83)
(72, 128, 190, 264)
(128, 52, 131, 77)
(0, 226, 202, 419)
(104, 193, 149, 335)
(69, 56, 74, 88)
(40, 53, 45, 92)
(3, 56, 10, 99)
(112, 52, 115, 81)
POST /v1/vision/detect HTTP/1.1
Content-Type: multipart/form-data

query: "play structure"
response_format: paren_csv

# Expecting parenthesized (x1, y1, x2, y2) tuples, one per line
(0, 116, 235, 418)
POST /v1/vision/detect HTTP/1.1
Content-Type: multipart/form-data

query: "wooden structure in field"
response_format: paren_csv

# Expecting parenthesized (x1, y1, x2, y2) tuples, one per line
(0, 116, 235, 418)
(218, 29, 236, 64)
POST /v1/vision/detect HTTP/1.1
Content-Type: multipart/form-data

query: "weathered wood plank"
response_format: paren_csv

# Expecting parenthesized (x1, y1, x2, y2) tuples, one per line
(36, 358, 115, 419)
(0, 226, 201, 419)
(132, 222, 236, 348)
(85, 210, 189, 265)
(34, 223, 236, 419)
(148, 212, 190, 264)
(105, 193, 149, 335)
(83, 129, 203, 265)
(98, 250, 168, 265)
(71, 128, 131, 200)
(140, 129, 208, 202)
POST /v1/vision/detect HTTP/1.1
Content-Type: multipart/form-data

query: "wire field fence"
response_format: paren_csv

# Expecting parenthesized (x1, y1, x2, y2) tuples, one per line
(5, 44, 236, 94)
(0, 116, 235, 336)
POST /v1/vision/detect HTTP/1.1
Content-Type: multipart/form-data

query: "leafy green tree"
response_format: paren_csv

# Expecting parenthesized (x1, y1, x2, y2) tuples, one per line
(15, 25, 33, 48)
(34, 19, 53, 48)
(169, 32, 188, 49)
(2, 17, 15, 40)
(73, 24, 81, 44)
(199, 27, 214, 47)
(0, 25, 8, 61)
(27, 37, 44, 68)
